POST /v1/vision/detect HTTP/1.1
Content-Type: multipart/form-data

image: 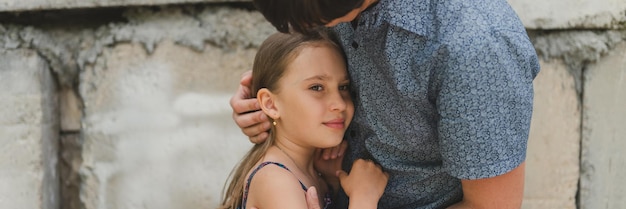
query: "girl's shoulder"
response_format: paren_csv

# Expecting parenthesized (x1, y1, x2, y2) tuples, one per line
(244, 161, 309, 209)
(246, 161, 306, 191)
(247, 149, 304, 187)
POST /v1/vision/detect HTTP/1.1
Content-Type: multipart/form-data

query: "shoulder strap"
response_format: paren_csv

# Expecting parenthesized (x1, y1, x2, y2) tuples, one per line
(241, 161, 308, 209)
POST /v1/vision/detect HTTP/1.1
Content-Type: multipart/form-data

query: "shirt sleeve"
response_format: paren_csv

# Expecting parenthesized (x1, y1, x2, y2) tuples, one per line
(435, 28, 540, 180)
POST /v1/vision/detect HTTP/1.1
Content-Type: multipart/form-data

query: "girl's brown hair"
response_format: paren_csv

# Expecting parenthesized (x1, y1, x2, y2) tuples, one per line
(219, 30, 343, 209)
(253, 0, 365, 34)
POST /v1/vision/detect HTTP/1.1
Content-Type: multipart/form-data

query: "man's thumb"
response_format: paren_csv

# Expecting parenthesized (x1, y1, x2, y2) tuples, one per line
(240, 70, 253, 86)
(306, 186, 321, 209)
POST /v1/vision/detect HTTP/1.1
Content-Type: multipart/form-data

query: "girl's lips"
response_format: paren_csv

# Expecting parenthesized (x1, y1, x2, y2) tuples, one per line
(324, 119, 345, 129)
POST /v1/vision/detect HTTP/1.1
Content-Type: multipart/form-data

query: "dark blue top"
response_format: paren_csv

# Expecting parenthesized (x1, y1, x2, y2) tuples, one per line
(241, 162, 332, 209)
(333, 0, 540, 208)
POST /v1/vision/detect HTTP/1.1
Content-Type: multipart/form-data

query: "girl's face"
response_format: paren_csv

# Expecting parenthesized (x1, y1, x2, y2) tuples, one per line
(272, 43, 354, 149)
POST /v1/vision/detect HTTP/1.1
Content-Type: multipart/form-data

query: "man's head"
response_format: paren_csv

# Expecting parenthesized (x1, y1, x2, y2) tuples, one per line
(253, 0, 365, 34)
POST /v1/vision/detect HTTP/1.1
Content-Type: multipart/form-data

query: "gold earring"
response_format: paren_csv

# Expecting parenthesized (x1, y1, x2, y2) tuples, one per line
(273, 121, 277, 126)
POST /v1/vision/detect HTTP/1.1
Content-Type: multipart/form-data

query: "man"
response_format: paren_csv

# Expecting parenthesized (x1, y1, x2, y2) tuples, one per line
(230, 0, 540, 208)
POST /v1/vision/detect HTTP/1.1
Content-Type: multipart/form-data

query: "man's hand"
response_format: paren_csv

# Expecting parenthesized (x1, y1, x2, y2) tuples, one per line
(229, 70, 271, 143)
(314, 140, 348, 190)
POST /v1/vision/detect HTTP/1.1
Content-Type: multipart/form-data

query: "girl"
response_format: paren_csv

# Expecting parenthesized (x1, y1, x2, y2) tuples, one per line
(219, 31, 388, 209)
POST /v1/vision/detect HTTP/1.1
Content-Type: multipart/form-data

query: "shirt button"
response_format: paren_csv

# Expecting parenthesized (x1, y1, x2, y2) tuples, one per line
(351, 41, 359, 49)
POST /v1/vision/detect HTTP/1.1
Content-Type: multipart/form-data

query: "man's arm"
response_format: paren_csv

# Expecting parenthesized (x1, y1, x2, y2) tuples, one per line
(435, 20, 537, 209)
(448, 162, 525, 209)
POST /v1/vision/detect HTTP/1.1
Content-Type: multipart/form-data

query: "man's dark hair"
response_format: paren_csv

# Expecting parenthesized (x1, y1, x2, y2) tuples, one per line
(253, 0, 365, 34)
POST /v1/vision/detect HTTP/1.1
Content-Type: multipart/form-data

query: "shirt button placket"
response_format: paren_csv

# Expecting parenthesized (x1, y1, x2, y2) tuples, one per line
(351, 41, 359, 49)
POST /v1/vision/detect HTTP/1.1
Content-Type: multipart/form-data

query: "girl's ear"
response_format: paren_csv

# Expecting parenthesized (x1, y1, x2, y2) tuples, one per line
(257, 88, 280, 120)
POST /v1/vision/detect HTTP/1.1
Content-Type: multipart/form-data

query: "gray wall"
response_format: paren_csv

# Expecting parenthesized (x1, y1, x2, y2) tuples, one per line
(0, 0, 624, 209)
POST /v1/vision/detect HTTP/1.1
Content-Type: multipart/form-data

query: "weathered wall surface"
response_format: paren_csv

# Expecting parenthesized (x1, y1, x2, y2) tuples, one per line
(523, 60, 580, 209)
(508, 0, 626, 29)
(1, 5, 274, 209)
(79, 41, 253, 209)
(74, 7, 273, 209)
(0, 49, 59, 209)
(520, 1, 626, 204)
(0, 0, 246, 12)
(530, 30, 626, 209)
(579, 42, 626, 209)
(0, 0, 625, 209)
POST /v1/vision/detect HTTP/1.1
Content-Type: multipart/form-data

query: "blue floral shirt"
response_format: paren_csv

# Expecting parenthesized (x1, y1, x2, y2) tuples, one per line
(333, 0, 540, 208)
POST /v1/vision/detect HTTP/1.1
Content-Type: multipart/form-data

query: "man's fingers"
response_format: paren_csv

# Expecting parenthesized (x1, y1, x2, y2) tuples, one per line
(322, 148, 332, 160)
(314, 148, 322, 160)
(248, 131, 269, 144)
(229, 73, 255, 115)
(329, 147, 340, 159)
(229, 70, 271, 144)
(322, 140, 347, 160)
(306, 186, 321, 209)
(241, 120, 270, 137)
(235, 111, 268, 131)
(231, 97, 260, 115)
(229, 71, 256, 115)
(239, 70, 253, 86)
(330, 140, 348, 159)
(338, 140, 348, 157)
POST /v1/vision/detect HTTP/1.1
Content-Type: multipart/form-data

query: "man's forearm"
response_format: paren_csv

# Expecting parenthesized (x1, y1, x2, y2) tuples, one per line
(446, 162, 526, 209)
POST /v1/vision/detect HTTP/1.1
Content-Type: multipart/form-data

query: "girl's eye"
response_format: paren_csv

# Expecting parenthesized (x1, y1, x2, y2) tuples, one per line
(310, 85, 324, 91)
(339, 84, 350, 91)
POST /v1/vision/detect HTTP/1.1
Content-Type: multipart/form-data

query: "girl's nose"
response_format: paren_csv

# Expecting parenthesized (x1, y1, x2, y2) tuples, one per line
(329, 91, 348, 111)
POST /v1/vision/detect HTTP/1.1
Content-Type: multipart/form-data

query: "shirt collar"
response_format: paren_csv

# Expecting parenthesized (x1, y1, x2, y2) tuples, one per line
(378, 0, 433, 37)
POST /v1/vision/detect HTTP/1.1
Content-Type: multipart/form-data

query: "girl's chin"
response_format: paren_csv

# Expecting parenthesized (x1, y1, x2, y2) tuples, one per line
(322, 139, 344, 148)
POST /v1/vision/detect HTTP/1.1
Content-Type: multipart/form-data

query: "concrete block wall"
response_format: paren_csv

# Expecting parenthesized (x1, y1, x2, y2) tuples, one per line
(79, 40, 260, 208)
(0, 0, 624, 209)
(0, 48, 59, 209)
(509, 0, 626, 29)
(0, 0, 247, 12)
(580, 42, 626, 209)
(1, 3, 275, 208)
(511, 0, 626, 208)
(524, 59, 580, 209)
